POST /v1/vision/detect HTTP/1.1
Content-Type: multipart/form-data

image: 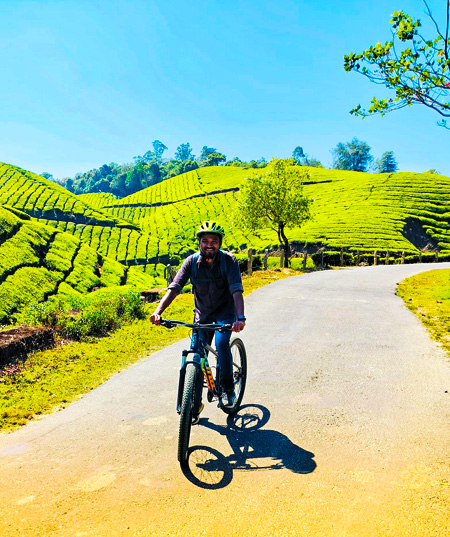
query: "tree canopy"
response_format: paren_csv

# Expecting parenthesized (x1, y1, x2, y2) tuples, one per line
(344, 2, 450, 127)
(203, 152, 226, 166)
(292, 146, 323, 168)
(239, 159, 313, 268)
(199, 146, 217, 160)
(174, 142, 195, 162)
(292, 146, 305, 164)
(332, 138, 373, 172)
(376, 151, 399, 173)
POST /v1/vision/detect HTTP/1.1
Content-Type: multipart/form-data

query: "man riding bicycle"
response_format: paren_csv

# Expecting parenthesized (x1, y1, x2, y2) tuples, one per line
(150, 221, 246, 420)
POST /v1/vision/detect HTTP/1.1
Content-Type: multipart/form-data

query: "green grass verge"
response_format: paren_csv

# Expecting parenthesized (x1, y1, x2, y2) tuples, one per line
(0, 267, 302, 433)
(397, 269, 450, 355)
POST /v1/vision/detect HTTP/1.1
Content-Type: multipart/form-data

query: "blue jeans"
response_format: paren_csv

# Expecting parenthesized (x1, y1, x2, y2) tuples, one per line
(190, 318, 234, 396)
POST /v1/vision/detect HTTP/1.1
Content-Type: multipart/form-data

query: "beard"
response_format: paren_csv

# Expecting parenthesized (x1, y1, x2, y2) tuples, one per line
(201, 248, 217, 259)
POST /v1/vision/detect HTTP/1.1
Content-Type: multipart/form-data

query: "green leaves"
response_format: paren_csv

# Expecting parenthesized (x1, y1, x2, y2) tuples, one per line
(390, 11, 421, 41)
(345, 5, 450, 122)
(239, 159, 313, 249)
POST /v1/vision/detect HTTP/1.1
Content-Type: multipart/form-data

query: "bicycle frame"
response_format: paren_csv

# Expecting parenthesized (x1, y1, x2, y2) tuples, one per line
(163, 321, 230, 414)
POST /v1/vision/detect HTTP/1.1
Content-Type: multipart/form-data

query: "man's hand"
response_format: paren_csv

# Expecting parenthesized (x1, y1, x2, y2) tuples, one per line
(150, 312, 161, 325)
(232, 320, 245, 333)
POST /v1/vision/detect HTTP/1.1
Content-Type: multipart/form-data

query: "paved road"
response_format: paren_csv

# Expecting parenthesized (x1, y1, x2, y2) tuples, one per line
(1, 264, 450, 536)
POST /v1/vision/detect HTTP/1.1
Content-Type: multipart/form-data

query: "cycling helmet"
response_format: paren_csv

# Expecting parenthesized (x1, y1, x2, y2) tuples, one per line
(196, 221, 225, 239)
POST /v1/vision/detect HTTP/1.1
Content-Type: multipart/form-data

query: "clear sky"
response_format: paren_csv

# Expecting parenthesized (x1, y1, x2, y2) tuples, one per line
(0, 0, 448, 178)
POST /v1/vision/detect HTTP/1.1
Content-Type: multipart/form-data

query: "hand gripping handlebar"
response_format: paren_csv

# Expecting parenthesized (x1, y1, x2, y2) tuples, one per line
(159, 319, 232, 332)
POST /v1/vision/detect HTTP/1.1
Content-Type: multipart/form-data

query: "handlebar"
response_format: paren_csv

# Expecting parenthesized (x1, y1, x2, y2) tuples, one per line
(159, 319, 233, 332)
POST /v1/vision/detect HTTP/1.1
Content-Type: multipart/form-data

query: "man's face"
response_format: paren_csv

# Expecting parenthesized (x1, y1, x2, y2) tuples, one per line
(199, 233, 221, 259)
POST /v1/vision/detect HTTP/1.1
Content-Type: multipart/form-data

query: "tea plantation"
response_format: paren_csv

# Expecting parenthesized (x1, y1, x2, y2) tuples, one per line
(100, 165, 450, 258)
(1, 159, 450, 324)
(0, 204, 156, 324)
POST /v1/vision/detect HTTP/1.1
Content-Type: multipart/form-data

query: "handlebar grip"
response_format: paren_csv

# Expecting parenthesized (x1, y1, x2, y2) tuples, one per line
(217, 324, 233, 332)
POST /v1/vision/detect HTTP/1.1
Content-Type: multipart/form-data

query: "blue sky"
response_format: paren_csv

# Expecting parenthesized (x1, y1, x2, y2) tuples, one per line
(0, 0, 448, 178)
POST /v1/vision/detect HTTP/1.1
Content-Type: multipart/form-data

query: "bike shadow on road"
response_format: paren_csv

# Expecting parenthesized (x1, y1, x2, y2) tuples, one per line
(181, 404, 316, 489)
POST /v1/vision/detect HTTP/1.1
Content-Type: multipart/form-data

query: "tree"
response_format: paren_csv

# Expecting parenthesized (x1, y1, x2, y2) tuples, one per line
(226, 157, 242, 166)
(376, 151, 399, 173)
(152, 140, 167, 161)
(41, 172, 53, 181)
(140, 140, 168, 163)
(110, 173, 127, 197)
(344, 2, 450, 127)
(65, 178, 74, 192)
(125, 163, 146, 194)
(292, 147, 322, 167)
(174, 142, 195, 162)
(292, 146, 305, 164)
(199, 146, 218, 161)
(203, 152, 226, 166)
(99, 164, 112, 177)
(332, 138, 373, 171)
(164, 159, 199, 178)
(239, 159, 313, 268)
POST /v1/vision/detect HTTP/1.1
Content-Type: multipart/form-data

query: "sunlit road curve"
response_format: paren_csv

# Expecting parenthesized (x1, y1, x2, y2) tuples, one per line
(1, 263, 450, 536)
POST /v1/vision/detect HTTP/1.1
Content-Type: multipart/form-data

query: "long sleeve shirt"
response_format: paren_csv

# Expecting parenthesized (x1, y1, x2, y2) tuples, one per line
(168, 250, 244, 323)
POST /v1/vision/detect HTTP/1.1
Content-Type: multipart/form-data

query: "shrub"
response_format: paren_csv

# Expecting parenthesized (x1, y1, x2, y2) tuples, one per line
(234, 253, 262, 273)
(289, 256, 316, 270)
(15, 287, 146, 340)
(311, 251, 355, 267)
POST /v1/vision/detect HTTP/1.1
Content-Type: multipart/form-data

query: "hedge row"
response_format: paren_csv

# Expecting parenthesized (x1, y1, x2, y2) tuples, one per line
(310, 250, 450, 266)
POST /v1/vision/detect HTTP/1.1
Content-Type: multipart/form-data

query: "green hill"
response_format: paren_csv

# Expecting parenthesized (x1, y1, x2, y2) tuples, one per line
(105, 166, 248, 207)
(76, 192, 118, 210)
(100, 165, 450, 257)
(3, 162, 450, 281)
(0, 205, 157, 324)
(0, 163, 136, 229)
(0, 163, 164, 271)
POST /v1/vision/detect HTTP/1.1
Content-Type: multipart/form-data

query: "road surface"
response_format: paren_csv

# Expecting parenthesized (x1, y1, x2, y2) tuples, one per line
(1, 263, 450, 536)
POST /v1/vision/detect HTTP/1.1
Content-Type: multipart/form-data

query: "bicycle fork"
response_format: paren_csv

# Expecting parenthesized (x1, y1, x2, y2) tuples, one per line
(176, 348, 221, 413)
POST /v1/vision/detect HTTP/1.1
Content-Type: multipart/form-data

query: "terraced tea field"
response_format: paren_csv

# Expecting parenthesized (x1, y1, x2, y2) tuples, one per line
(0, 204, 157, 323)
(101, 166, 450, 257)
(2, 160, 450, 311)
(1, 159, 450, 323)
(0, 164, 133, 229)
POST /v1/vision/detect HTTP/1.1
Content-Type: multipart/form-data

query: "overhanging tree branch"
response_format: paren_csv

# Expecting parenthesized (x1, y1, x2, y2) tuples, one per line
(344, 1, 450, 126)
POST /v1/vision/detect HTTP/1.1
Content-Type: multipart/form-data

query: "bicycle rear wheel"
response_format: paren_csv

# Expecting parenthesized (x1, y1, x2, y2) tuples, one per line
(178, 363, 197, 464)
(221, 338, 247, 415)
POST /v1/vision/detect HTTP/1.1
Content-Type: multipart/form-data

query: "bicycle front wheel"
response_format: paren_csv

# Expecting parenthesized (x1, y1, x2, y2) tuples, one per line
(221, 338, 247, 415)
(178, 363, 197, 464)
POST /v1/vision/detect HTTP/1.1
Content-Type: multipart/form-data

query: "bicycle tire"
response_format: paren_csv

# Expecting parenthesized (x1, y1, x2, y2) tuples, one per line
(221, 338, 247, 415)
(178, 363, 197, 464)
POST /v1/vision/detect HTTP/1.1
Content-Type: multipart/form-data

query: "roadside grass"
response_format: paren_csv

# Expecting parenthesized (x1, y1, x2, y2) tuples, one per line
(0, 268, 302, 433)
(397, 269, 450, 355)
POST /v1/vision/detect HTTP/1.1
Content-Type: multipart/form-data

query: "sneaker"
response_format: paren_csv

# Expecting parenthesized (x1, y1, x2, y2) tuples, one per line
(221, 391, 236, 408)
(192, 402, 204, 425)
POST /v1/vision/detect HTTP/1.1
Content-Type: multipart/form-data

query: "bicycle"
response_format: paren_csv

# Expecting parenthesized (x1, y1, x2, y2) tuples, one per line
(159, 319, 247, 464)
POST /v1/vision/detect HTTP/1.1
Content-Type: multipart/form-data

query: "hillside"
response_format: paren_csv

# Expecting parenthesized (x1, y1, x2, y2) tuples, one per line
(105, 166, 248, 207)
(0, 163, 135, 229)
(0, 205, 156, 324)
(0, 162, 163, 271)
(3, 162, 450, 278)
(99, 166, 450, 256)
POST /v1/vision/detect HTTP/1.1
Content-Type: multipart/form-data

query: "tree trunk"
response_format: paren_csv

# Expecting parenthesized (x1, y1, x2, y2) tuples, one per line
(278, 222, 289, 268)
